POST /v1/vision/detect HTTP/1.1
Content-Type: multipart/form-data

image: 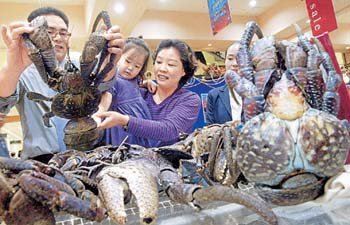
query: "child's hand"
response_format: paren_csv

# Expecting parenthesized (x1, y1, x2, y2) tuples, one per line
(142, 79, 158, 94)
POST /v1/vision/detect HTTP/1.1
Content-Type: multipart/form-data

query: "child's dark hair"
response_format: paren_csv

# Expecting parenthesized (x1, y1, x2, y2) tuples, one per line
(153, 39, 197, 87)
(27, 7, 69, 27)
(123, 37, 150, 80)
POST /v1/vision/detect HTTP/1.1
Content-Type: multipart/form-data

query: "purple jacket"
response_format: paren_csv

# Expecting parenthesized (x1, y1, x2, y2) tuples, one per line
(128, 88, 201, 147)
(105, 75, 153, 147)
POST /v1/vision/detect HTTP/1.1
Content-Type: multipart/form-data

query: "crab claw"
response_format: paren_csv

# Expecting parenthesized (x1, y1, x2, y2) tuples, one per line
(23, 16, 64, 91)
(97, 159, 159, 225)
(18, 172, 106, 222)
(80, 11, 116, 86)
(225, 70, 265, 121)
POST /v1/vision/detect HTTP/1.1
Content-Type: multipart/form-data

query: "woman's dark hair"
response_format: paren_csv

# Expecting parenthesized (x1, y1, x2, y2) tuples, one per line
(153, 39, 197, 87)
(123, 37, 150, 80)
(27, 7, 69, 27)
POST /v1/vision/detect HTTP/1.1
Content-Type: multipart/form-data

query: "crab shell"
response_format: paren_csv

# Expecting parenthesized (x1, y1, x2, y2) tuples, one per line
(236, 108, 350, 187)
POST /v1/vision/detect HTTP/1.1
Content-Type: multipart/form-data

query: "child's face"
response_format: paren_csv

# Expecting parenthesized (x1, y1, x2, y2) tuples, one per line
(118, 48, 147, 80)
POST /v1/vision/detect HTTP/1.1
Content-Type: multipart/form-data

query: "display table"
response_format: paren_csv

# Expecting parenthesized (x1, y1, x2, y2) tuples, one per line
(55, 196, 350, 225)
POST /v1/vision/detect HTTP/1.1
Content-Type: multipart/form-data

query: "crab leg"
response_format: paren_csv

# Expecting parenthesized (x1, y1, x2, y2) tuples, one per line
(162, 168, 278, 225)
(225, 70, 265, 122)
(293, 24, 324, 109)
(80, 11, 116, 86)
(237, 21, 264, 83)
(312, 38, 341, 115)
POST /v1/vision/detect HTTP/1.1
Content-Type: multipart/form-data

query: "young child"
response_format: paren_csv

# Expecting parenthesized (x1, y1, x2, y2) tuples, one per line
(102, 37, 153, 147)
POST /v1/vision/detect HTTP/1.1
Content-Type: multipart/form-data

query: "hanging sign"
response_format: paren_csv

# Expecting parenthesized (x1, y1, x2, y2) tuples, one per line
(207, 0, 232, 35)
(305, 0, 337, 36)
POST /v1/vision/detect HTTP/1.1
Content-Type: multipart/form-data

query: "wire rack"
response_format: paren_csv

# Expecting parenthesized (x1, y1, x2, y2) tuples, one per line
(55, 196, 193, 225)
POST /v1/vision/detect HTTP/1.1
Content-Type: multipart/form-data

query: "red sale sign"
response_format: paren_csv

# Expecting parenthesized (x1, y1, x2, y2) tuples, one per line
(305, 0, 337, 36)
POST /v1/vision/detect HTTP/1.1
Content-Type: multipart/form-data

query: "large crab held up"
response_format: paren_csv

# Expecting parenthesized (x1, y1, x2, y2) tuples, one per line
(168, 21, 350, 206)
(22, 11, 116, 150)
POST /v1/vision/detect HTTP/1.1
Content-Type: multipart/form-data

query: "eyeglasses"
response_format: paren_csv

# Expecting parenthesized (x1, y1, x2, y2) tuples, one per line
(47, 27, 71, 40)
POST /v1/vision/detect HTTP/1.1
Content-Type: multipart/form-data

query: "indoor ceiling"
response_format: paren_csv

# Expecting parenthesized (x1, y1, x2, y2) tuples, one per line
(0, 0, 349, 52)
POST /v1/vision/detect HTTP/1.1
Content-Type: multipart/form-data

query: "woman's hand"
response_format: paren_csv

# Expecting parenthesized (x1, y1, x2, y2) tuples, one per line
(94, 111, 129, 129)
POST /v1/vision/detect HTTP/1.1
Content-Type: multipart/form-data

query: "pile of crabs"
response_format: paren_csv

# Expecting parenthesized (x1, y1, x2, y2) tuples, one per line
(1, 15, 350, 225)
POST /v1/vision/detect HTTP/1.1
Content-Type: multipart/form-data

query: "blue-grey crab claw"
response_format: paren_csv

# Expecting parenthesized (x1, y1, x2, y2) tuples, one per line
(224, 70, 259, 98)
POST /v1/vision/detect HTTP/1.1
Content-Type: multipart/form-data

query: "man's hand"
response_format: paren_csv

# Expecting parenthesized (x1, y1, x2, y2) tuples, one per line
(103, 25, 124, 81)
(1, 22, 33, 73)
(0, 22, 34, 97)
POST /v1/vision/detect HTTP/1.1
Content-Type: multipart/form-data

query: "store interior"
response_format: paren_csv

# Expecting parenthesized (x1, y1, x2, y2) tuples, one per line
(1, 0, 350, 157)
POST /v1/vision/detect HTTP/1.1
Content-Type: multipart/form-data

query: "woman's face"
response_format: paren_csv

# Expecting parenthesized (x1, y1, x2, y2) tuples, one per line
(154, 47, 185, 89)
(225, 44, 239, 72)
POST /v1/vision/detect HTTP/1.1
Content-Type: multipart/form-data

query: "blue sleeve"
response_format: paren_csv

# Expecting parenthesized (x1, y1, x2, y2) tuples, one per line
(205, 90, 216, 125)
(0, 84, 20, 114)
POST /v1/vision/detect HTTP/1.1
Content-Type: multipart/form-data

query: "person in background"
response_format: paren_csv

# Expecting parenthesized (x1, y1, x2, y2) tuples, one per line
(0, 112, 10, 157)
(205, 43, 242, 125)
(99, 37, 154, 147)
(0, 7, 124, 163)
(95, 39, 201, 147)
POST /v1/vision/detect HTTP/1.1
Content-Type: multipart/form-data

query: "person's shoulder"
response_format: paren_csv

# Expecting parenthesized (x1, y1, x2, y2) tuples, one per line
(177, 88, 200, 101)
(208, 85, 226, 96)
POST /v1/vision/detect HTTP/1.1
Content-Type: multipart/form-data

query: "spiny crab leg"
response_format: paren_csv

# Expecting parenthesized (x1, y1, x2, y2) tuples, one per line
(293, 24, 324, 110)
(312, 38, 342, 115)
(0, 156, 55, 175)
(237, 21, 264, 83)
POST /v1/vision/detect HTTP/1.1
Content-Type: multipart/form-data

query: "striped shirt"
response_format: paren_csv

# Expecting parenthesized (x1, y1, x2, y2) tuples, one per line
(128, 88, 201, 147)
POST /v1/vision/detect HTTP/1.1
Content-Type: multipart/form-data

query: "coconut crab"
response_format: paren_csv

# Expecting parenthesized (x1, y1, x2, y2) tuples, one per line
(22, 11, 116, 150)
(0, 156, 106, 225)
(168, 21, 350, 206)
(45, 144, 278, 225)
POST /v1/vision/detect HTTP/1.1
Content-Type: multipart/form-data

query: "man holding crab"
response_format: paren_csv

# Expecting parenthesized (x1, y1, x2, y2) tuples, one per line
(0, 7, 124, 163)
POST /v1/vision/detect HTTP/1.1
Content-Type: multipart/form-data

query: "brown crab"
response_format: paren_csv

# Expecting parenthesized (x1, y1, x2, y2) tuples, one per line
(0, 156, 106, 225)
(22, 11, 115, 151)
(47, 144, 278, 225)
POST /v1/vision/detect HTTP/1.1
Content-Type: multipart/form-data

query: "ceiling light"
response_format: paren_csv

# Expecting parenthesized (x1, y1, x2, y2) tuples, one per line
(249, 0, 257, 7)
(346, 46, 350, 50)
(114, 2, 125, 14)
(208, 43, 212, 47)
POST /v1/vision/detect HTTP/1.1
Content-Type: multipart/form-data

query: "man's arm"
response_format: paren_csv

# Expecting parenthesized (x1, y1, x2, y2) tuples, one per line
(0, 22, 33, 97)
